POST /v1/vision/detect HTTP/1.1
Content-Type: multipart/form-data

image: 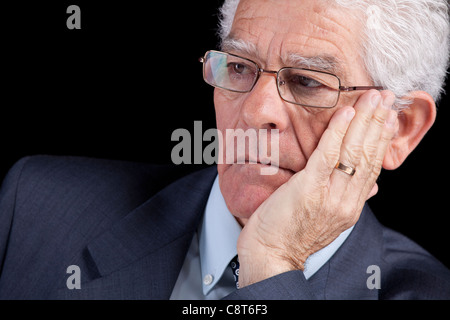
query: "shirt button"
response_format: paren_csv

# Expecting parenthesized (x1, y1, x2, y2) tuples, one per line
(203, 274, 214, 286)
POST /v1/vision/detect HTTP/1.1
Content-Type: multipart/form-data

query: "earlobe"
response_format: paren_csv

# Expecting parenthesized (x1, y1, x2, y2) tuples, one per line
(383, 91, 436, 170)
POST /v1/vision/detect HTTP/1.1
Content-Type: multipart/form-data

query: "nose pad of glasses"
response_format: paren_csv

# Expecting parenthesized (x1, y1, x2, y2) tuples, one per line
(277, 75, 286, 87)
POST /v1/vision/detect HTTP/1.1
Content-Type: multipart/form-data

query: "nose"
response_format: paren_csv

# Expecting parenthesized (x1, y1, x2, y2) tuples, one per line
(239, 72, 290, 132)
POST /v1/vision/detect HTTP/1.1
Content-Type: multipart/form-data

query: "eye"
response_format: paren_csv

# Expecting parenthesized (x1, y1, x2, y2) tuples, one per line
(229, 63, 248, 74)
(290, 75, 323, 88)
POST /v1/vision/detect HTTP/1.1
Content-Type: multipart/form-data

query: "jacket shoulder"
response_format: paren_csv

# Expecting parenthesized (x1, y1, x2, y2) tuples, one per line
(2, 154, 214, 231)
(10, 155, 192, 193)
(4, 155, 197, 219)
(0, 155, 206, 298)
(380, 227, 450, 299)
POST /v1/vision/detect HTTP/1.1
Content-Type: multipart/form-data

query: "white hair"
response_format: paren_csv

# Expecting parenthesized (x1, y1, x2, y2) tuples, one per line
(218, 0, 450, 110)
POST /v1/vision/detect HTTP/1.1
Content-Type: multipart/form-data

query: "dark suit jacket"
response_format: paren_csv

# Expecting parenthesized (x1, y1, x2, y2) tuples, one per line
(0, 155, 449, 299)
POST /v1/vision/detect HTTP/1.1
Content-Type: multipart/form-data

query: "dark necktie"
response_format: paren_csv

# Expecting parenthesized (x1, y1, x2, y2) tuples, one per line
(229, 255, 240, 289)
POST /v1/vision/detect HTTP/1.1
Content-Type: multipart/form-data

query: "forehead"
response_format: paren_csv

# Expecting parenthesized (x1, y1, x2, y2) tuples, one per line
(228, 0, 364, 79)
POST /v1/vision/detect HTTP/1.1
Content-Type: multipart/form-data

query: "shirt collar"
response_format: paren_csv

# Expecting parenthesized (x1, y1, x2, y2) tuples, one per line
(198, 175, 242, 296)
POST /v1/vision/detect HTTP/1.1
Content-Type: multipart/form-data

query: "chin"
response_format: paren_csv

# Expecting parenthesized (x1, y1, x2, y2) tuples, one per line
(218, 163, 294, 220)
(223, 183, 272, 220)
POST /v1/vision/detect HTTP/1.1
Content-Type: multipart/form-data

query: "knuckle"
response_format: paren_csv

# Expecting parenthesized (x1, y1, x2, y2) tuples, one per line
(329, 125, 347, 144)
(381, 126, 396, 142)
(371, 112, 387, 127)
(359, 112, 373, 128)
(319, 146, 340, 168)
(371, 160, 383, 177)
(344, 143, 363, 162)
(362, 143, 378, 162)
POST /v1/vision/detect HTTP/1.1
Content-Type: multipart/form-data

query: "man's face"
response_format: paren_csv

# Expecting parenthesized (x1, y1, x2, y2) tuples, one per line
(215, 0, 374, 222)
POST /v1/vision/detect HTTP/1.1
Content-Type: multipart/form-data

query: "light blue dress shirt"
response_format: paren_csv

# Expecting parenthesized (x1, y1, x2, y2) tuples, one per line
(170, 175, 354, 300)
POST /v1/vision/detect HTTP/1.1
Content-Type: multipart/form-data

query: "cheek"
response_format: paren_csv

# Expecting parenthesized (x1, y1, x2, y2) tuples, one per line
(214, 89, 244, 130)
(289, 107, 336, 159)
(213, 91, 226, 129)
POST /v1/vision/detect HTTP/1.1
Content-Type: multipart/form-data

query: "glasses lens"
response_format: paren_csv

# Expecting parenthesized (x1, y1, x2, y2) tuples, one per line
(203, 51, 258, 92)
(278, 68, 340, 108)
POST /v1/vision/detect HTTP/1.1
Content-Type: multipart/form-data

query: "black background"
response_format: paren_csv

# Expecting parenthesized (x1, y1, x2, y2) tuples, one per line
(2, 1, 449, 269)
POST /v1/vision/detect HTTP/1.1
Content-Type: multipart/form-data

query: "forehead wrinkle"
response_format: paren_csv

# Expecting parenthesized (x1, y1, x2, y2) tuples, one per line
(302, 8, 361, 76)
(313, 4, 361, 42)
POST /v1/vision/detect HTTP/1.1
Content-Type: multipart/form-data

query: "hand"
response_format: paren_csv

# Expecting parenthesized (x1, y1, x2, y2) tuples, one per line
(236, 90, 399, 288)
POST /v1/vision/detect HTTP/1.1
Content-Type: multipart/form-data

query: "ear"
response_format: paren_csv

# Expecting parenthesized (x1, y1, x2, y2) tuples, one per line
(383, 91, 436, 170)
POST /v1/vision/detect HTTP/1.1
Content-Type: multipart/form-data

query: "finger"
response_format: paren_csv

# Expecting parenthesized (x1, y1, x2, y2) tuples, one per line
(367, 183, 379, 199)
(357, 91, 396, 175)
(358, 108, 398, 203)
(332, 91, 395, 226)
(349, 91, 396, 199)
(335, 90, 381, 171)
(329, 90, 383, 197)
(301, 106, 355, 188)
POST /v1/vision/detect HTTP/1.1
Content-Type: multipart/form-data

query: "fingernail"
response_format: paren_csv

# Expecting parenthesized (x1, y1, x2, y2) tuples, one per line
(386, 110, 397, 128)
(382, 93, 395, 110)
(371, 93, 381, 108)
(346, 108, 356, 122)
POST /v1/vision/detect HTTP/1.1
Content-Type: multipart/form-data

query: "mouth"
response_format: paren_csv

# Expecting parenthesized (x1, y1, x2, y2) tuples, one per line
(235, 155, 296, 175)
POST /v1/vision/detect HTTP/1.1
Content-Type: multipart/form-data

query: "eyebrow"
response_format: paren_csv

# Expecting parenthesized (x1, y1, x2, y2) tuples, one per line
(221, 37, 259, 58)
(221, 36, 344, 75)
(285, 53, 342, 74)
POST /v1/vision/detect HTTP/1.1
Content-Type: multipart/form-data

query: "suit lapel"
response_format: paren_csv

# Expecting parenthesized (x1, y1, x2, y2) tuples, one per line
(55, 166, 217, 299)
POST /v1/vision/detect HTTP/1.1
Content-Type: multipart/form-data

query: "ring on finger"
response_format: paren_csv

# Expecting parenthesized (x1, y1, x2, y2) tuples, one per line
(334, 161, 356, 176)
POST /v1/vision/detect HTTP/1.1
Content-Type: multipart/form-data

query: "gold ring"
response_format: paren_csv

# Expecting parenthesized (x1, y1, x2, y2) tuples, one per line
(335, 162, 356, 176)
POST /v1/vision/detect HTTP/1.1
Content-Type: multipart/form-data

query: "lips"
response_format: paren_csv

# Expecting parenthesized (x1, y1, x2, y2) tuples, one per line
(221, 130, 301, 175)
(234, 153, 298, 176)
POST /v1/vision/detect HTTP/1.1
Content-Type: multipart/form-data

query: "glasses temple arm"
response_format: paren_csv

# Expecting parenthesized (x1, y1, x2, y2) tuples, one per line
(339, 86, 384, 92)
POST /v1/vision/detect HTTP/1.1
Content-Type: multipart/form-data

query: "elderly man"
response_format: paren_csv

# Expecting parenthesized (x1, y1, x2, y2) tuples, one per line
(0, 0, 449, 300)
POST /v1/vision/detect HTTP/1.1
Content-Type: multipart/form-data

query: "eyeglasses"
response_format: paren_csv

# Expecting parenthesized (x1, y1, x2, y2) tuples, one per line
(200, 50, 383, 109)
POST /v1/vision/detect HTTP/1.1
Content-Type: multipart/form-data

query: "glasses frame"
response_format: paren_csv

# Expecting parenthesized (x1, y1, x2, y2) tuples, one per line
(200, 50, 383, 108)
